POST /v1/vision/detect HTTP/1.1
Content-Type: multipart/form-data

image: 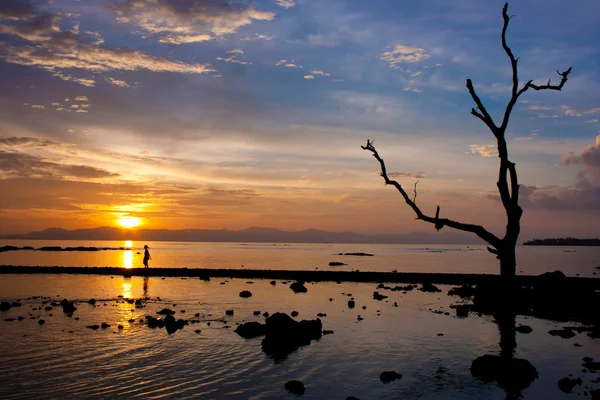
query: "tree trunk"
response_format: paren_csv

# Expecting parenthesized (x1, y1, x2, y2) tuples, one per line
(499, 246, 516, 280)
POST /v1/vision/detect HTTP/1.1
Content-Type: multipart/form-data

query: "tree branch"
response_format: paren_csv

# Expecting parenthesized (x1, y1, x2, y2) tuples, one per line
(361, 140, 502, 248)
(466, 80, 498, 133)
(412, 180, 419, 203)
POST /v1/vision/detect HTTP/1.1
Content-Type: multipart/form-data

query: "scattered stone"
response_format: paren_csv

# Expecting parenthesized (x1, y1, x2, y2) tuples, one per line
(226, 310, 234, 316)
(11, 302, 22, 307)
(62, 301, 76, 314)
(291, 311, 299, 317)
(348, 300, 355, 309)
(516, 325, 533, 334)
(357, 315, 363, 321)
(44, 306, 53, 311)
(118, 325, 124, 330)
(239, 290, 253, 298)
(101, 323, 110, 329)
(4, 318, 16, 322)
(373, 291, 388, 301)
(379, 371, 402, 383)
(290, 281, 308, 293)
(253, 311, 261, 316)
(17, 316, 24, 321)
(437, 333, 444, 336)
(574, 343, 582, 347)
(38, 319, 45, 325)
(471, 354, 538, 391)
(419, 283, 441, 293)
(584, 361, 600, 371)
(549, 329, 575, 339)
(336, 252, 374, 256)
(558, 377, 582, 393)
(584, 357, 593, 362)
(157, 308, 176, 315)
(261, 313, 322, 360)
(456, 305, 469, 318)
(362, 306, 366, 310)
(448, 285, 476, 298)
(317, 313, 326, 317)
(323, 330, 334, 335)
(87, 325, 100, 330)
(234, 321, 266, 339)
(263, 312, 269, 318)
(329, 262, 346, 266)
(195, 330, 201, 334)
(270, 281, 276, 285)
(329, 298, 333, 302)
(284, 380, 305, 395)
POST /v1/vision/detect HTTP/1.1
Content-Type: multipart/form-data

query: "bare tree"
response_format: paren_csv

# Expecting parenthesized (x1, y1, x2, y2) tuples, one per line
(362, 3, 571, 280)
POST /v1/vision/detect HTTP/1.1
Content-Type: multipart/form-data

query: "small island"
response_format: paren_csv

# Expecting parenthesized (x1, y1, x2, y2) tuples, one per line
(523, 238, 600, 246)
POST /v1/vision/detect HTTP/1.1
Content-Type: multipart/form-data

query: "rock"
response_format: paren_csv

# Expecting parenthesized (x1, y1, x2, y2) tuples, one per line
(373, 291, 388, 301)
(357, 315, 363, 321)
(0, 302, 11, 311)
(448, 285, 476, 298)
(348, 300, 355, 309)
(239, 290, 253, 298)
(195, 330, 201, 334)
(263, 312, 269, 317)
(62, 301, 77, 314)
(17, 316, 24, 321)
(38, 319, 45, 325)
(549, 329, 575, 339)
(317, 313, 326, 317)
(44, 306, 53, 311)
(4, 318, 16, 322)
(379, 371, 402, 383)
(88, 299, 96, 305)
(591, 389, 600, 400)
(87, 325, 100, 330)
(226, 310, 234, 316)
(516, 325, 533, 334)
(291, 311, 299, 317)
(337, 252, 374, 256)
(456, 305, 469, 318)
(558, 377, 582, 393)
(261, 313, 322, 360)
(471, 354, 538, 391)
(157, 308, 176, 315)
(584, 356, 593, 362)
(164, 315, 180, 334)
(101, 322, 110, 329)
(11, 302, 21, 307)
(270, 281, 276, 285)
(234, 321, 266, 339)
(419, 283, 441, 293)
(253, 311, 261, 316)
(323, 330, 334, 335)
(118, 325, 124, 330)
(584, 361, 600, 371)
(284, 380, 305, 395)
(290, 281, 308, 293)
(329, 262, 346, 266)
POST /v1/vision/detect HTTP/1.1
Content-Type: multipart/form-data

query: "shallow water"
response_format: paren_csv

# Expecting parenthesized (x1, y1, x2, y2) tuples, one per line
(1, 240, 599, 277)
(0, 275, 598, 399)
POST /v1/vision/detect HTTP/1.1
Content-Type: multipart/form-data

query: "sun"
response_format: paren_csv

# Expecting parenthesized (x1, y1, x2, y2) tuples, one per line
(117, 216, 142, 229)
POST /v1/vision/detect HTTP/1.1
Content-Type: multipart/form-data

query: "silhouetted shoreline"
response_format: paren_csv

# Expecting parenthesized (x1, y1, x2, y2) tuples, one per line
(0, 265, 598, 287)
(523, 238, 600, 246)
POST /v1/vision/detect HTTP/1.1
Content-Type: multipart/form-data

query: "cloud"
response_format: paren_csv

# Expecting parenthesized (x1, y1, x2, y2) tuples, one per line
(0, 12, 214, 86)
(0, 150, 119, 179)
(274, 0, 296, 9)
(303, 75, 314, 80)
(105, 77, 134, 88)
(74, 96, 88, 101)
(381, 44, 430, 68)
(216, 49, 251, 65)
(241, 33, 273, 41)
(0, 0, 35, 21)
(468, 144, 497, 158)
(110, 0, 275, 44)
(527, 105, 551, 111)
(310, 70, 330, 77)
(0, 136, 61, 149)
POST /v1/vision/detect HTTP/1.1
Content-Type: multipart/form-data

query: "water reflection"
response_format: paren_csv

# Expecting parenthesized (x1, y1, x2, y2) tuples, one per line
(123, 250, 133, 269)
(125, 240, 133, 248)
(143, 276, 149, 297)
(122, 280, 132, 299)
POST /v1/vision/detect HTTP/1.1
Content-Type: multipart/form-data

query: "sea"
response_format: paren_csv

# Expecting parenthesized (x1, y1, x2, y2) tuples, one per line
(0, 240, 598, 399)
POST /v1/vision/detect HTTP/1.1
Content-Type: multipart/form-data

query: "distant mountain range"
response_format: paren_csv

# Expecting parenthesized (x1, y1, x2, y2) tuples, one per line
(0, 226, 486, 245)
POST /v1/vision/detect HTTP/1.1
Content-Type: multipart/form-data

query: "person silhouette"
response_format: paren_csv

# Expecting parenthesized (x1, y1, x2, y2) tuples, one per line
(143, 245, 151, 268)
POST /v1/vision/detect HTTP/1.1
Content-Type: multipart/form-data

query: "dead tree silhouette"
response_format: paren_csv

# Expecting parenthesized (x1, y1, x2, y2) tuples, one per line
(362, 3, 571, 280)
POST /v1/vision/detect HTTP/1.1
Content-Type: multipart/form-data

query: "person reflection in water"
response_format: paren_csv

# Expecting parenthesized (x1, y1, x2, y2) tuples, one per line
(143, 276, 149, 297)
(143, 245, 151, 268)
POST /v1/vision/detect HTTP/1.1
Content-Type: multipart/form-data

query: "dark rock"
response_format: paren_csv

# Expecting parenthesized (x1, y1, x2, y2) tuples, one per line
(348, 300, 355, 309)
(584, 361, 600, 371)
(516, 325, 533, 334)
(87, 325, 100, 330)
(226, 310, 234, 316)
(323, 330, 334, 335)
(379, 371, 402, 383)
(88, 299, 96, 305)
(164, 315, 181, 334)
(284, 380, 305, 395)
(337, 252, 374, 256)
(157, 308, 175, 315)
(270, 281, 276, 285)
(263, 312, 269, 317)
(195, 330, 201, 334)
(62, 301, 77, 314)
(0, 302, 11, 311)
(419, 283, 441, 293)
(357, 315, 363, 321)
(591, 389, 600, 400)
(291, 311, 299, 317)
(329, 261, 346, 266)
(584, 357, 593, 362)
(558, 377, 582, 393)
(38, 319, 45, 325)
(373, 291, 388, 301)
(549, 329, 575, 339)
(4, 318, 16, 322)
(253, 311, 261, 316)
(456, 305, 469, 318)
(471, 354, 538, 391)
(234, 321, 266, 339)
(101, 322, 110, 329)
(44, 306, 53, 311)
(448, 285, 476, 298)
(239, 290, 253, 298)
(290, 281, 307, 293)
(261, 313, 322, 360)
(11, 302, 22, 307)
(39, 246, 62, 251)
(317, 313, 326, 317)
(17, 316, 24, 321)
(118, 325, 124, 330)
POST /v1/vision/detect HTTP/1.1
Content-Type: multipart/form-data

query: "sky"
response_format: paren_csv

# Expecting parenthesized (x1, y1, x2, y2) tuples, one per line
(0, 0, 599, 240)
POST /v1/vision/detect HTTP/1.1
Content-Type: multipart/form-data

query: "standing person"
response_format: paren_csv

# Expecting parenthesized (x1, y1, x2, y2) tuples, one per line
(143, 245, 151, 268)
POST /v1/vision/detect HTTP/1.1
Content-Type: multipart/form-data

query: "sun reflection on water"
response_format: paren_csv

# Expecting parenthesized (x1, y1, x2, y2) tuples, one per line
(122, 280, 132, 299)
(125, 240, 133, 248)
(123, 250, 133, 269)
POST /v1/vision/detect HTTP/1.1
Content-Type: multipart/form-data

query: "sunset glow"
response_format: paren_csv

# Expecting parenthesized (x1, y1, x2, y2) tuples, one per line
(117, 217, 142, 229)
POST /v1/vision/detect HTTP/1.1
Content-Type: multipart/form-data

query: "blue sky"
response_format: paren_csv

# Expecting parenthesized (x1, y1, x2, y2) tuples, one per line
(0, 0, 599, 239)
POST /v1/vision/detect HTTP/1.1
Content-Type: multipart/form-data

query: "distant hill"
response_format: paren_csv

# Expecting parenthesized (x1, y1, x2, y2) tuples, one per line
(523, 238, 600, 246)
(0, 226, 486, 245)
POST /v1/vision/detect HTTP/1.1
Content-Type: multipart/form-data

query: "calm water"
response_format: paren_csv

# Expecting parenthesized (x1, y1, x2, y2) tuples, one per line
(0, 275, 598, 399)
(1, 240, 599, 277)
